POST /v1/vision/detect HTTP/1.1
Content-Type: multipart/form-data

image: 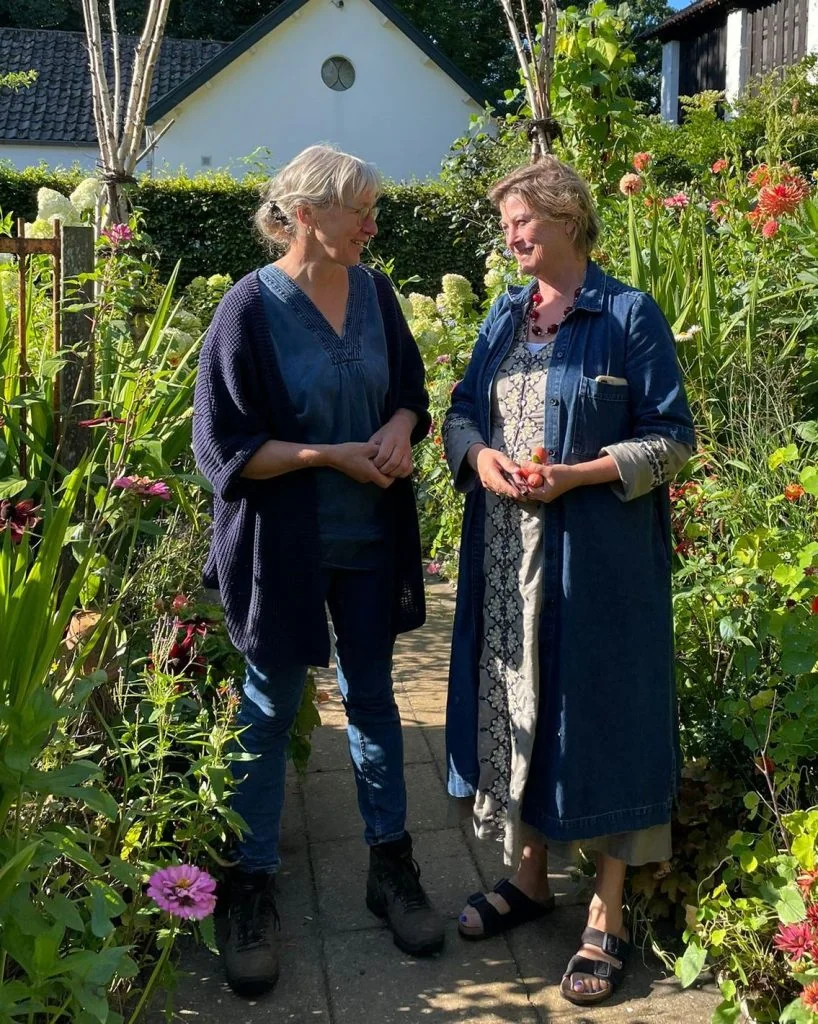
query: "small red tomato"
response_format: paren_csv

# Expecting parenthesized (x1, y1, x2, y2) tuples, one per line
(527, 472, 543, 487)
(531, 446, 547, 464)
(518, 466, 530, 477)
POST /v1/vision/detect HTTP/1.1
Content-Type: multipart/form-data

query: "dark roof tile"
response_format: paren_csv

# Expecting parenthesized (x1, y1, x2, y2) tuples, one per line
(0, 27, 225, 144)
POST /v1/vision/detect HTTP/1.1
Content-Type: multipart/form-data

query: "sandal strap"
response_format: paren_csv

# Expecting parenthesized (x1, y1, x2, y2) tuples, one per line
(563, 953, 624, 988)
(493, 878, 555, 916)
(465, 890, 505, 934)
(580, 926, 630, 962)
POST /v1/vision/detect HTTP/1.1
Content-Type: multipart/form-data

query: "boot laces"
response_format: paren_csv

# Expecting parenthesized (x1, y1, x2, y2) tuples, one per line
(392, 855, 429, 912)
(234, 881, 279, 949)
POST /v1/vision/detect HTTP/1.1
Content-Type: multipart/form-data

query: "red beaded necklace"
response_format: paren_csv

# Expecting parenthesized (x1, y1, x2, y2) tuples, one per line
(528, 286, 582, 338)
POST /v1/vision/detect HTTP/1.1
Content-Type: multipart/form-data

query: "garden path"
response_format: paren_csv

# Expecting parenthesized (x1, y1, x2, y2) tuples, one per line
(152, 580, 720, 1024)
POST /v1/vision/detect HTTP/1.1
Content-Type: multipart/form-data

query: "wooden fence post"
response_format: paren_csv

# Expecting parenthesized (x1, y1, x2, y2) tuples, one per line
(59, 225, 95, 472)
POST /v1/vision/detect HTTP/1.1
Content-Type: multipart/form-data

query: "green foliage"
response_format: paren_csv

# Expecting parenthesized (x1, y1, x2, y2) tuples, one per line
(0, 69, 37, 91)
(0, 166, 488, 294)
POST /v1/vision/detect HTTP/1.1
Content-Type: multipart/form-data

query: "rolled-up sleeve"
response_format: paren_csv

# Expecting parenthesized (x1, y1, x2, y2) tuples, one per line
(602, 435, 692, 502)
(192, 303, 271, 502)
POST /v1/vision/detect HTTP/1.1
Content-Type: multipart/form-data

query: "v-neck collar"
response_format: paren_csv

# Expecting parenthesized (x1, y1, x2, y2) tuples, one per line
(261, 264, 361, 345)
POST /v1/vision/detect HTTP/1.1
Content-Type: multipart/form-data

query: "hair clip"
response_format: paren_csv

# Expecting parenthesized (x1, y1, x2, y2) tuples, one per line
(268, 200, 289, 225)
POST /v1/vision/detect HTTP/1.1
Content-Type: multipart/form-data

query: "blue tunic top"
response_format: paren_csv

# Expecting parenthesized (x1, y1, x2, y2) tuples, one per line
(258, 264, 389, 569)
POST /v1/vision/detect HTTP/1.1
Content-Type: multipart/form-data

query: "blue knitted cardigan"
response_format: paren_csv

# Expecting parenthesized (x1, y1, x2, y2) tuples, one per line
(192, 267, 431, 668)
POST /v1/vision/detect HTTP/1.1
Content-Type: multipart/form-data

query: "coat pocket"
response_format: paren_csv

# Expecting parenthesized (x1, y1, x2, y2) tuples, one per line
(570, 375, 631, 457)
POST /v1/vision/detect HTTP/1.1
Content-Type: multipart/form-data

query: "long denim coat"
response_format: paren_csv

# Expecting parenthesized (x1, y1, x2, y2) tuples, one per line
(445, 261, 695, 842)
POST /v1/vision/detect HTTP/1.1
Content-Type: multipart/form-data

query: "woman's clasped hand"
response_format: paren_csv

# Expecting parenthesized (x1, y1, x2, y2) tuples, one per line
(470, 443, 577, 504)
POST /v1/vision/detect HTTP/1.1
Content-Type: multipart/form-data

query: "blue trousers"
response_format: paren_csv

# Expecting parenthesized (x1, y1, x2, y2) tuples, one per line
(231, 566, 406, 873)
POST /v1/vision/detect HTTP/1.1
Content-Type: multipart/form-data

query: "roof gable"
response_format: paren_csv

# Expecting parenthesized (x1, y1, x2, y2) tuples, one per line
(146, 0, 490, 122)
(0, 27, 225, 144)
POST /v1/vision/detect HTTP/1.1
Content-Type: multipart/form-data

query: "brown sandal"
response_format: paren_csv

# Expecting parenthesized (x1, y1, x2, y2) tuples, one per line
(559, 926, 630, 1005)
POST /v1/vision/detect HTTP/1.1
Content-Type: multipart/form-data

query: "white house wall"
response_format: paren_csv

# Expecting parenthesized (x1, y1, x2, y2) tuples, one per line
(0, 144, 98, 172)
(149, 0, 482, 180)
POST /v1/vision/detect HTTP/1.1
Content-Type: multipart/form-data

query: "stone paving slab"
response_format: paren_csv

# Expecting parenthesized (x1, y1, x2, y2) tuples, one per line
(157, 579, 718, 1024)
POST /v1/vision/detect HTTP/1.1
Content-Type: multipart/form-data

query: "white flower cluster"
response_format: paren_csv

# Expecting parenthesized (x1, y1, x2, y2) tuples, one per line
(435, 274, 476, 319)
(69, 177, 102, 213)
(36, 187, 81, 227)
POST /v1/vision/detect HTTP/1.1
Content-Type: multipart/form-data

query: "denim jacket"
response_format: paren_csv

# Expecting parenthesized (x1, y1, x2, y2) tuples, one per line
(444, 261, 695, 841)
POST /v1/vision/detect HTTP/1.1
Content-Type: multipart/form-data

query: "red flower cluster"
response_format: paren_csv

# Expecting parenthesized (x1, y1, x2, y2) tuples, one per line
(784, 483, 805, 502)
(663, 192, 690, 209)
(0, 499, 41, 544)
(761, 218, 780, 239)
(709, 198, 728, 221)
(632, 152, 652, 172)
(748, 164, 770, 188)
(711, 158, 728, 174)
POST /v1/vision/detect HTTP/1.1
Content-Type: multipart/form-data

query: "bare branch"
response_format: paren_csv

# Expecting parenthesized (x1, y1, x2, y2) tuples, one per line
(119, 0, 172, 170)
(135, 117, 175, 165)
(108, 0, 122, 142)
(80, 0, 116, 168)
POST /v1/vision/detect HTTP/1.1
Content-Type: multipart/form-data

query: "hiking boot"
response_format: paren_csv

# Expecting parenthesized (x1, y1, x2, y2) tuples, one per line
(216, 868, 280, 997)
(366, 832, 445, 956)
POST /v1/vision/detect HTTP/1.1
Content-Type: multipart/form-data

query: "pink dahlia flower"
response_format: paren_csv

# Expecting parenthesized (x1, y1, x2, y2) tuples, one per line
(112, 475, 172, 501)
(147, 864, 217, 920)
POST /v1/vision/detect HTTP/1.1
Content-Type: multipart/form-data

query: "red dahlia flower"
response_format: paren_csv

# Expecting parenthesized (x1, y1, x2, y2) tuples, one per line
(774, 921, 812, 960)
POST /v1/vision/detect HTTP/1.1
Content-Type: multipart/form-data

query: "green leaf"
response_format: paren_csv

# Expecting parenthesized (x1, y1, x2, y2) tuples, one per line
(795, 421, 818, 444)
(0, 476, 27, 499)
(676, 942, 707, 987)
(45, 892, 85, 932)
(712, 999, 741, 1024)
(801, 466, 818, 496)
(793, 833, 816, 871)
(775, 884, 806, 924)
(768, 444, 799, 470)
(88, 880, 126, 938)
(0, 841, 40, 904)
(780, 997, 815, 1023)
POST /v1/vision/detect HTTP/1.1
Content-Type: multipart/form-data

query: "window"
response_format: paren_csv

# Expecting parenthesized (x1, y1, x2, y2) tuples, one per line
(321, 56, 355, 91)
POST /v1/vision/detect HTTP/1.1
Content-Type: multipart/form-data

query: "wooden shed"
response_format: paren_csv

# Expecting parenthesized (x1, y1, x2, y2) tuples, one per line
(645, 0, 817, 122)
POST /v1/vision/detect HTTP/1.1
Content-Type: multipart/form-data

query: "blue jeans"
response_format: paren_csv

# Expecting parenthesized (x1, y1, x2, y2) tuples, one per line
(231, 566, 406, 873)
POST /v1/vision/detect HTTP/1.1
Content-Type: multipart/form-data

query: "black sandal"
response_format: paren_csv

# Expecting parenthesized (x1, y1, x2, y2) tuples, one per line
(457, 878, 556, 940)
(559, 926, 630, 1005)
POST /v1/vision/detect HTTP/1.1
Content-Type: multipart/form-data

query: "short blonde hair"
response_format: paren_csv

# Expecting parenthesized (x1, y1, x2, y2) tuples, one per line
(254, 144, 381, 248)
(488, 157, 600, 256)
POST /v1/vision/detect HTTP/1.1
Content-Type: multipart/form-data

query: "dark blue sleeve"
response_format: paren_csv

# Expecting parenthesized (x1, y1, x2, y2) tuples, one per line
(625, 293, 696, 448)
(192, 296, 272, 502)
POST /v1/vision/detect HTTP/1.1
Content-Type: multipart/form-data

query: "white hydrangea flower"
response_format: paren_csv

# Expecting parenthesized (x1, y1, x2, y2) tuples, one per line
(37, 187, 80, 226)
(25, 219, 54, 239)
(69, 177, 101, 213)
(485, 250, 504, 270)
(408, 292, 437, 321)
(441, 274, 476, 307)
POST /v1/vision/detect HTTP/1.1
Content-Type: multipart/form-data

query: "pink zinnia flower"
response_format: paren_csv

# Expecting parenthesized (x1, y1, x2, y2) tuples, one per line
(711, 158, 728, 173)
(426, 562, 441, 575)
(773, 921, 812, 961)
(147, 864, 216, 920)
(663, 192, 689, 210)
(102, 223, 134, 245)
(709, 199, 728, 221)
(632, 152, 652, 172)
(762, 218, 780, 238)
(171, 593, 190, 612)
(435, 354, 451, 365)
(112, 475, 172, 501)
(619, 173, 643, 196)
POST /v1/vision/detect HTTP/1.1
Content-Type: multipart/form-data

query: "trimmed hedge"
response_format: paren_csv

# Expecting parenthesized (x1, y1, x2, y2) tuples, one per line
(0, 165, 489, 294)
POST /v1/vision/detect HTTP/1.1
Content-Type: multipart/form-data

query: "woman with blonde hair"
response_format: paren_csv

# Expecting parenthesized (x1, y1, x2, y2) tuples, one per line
(443, 156, 694, 1005)
(193, 144, 442, 998)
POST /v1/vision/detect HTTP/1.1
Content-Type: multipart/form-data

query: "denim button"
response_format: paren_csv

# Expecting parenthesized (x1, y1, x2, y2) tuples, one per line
(548, 448, 557, 458)
(549, 398, 559, 407)
(556, 349, 565, 358)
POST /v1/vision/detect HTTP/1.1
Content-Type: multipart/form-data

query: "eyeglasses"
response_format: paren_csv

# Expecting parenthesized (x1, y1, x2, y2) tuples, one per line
(344, 203, 380, 224)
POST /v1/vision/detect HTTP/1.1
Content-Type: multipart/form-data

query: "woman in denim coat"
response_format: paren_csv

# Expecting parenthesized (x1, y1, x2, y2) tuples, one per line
(443, 157, 695, 1005)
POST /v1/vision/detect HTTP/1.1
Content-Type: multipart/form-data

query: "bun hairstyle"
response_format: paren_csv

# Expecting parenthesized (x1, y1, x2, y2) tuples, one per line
(254, 143, 381, 250)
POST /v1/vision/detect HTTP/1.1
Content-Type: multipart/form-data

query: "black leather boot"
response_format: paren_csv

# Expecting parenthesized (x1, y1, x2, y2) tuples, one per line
(366, 833, 445, 956)
(216, 868, 280, 997)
